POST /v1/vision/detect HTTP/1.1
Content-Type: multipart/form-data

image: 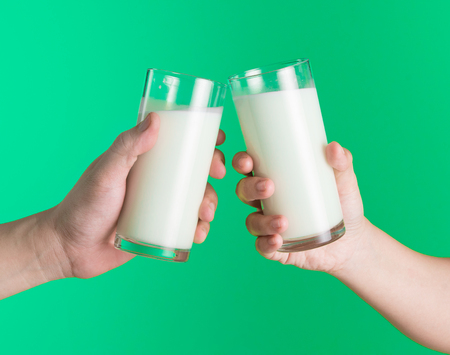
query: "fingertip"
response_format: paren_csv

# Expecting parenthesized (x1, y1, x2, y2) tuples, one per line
(268, 234, 283, 246)
(135, 112, 161, 155)
(194, 222, 210, 244)
(255, 178, 275, 198)
(326, 141, 344, 157)
(263, 179, 275, 197)
(280, 216, 288, 232)
(326, 141, 349, 172)
(256, 235, 283, 254)
(148, 112, 160, 132)
(216, 129, 226, 146)
(232, 152, 253, 174)
(199, 183, 218, 221)
(137, 113, 152, 132)
(219, 164, 226, 179)
(209, 160, 226, 179)
(272, 215, 288, 233)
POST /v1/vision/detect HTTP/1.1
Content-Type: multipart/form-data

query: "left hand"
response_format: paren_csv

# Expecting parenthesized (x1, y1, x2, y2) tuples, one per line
(43, 112, 226, 279)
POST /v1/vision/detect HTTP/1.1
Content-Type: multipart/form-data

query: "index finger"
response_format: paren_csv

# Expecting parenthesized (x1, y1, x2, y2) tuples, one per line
(216, 129, 226, 146)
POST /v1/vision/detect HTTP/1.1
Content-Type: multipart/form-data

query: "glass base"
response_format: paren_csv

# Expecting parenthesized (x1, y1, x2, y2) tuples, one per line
(114, 234, 190, 262)
(278, 219, 346, 252)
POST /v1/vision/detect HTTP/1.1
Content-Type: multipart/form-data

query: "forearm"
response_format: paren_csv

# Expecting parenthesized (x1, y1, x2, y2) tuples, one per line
(333, 220, 450, 352)
(0, 210, 67, 299)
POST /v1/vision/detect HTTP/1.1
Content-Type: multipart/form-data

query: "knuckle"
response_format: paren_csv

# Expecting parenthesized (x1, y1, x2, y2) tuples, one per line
(206, 190, 218, 205)
(202, 221, 210, 233)
(109, 131, 139, 168)
(347, 150, 353, 164)
(212, 191, 219, 204)
(110, 132, 129, 157)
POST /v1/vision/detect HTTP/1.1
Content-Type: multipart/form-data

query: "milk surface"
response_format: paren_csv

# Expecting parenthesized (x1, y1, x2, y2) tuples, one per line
(233, 88, 343, 239)
(117, 104, 222, 249)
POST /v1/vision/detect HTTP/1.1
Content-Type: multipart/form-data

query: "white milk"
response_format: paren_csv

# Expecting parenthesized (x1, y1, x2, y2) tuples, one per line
(117, 104, 222, 250)
(233, 88, 343, 240)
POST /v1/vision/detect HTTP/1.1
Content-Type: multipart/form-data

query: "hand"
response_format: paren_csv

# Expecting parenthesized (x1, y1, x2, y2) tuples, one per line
(232, 142, 370, 274)
(44, 112, 226, 279)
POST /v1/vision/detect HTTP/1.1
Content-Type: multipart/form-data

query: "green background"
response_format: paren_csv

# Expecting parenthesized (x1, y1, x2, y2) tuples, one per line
(0, 0, 449, 353)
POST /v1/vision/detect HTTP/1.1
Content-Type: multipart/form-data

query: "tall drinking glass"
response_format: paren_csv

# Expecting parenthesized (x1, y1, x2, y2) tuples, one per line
(115, 69, 227, 262)
(229, 59, 345, 252)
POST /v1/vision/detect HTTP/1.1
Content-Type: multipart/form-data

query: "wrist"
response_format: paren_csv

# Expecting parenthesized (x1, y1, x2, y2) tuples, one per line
(0, 209, 71, 299)
(329, 218, 380, 280)
(31, 208, 72, 282)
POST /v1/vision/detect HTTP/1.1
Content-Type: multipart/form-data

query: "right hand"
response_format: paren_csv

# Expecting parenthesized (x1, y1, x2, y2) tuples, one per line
(232, 141, 371, 275)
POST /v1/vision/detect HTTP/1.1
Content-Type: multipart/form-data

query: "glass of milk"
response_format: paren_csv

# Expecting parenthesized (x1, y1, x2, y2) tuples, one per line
(114, 69, 227, 262)
(228, 59, 345, 252)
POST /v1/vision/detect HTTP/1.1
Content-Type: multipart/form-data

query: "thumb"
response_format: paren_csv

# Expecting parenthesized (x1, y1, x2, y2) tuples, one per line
(93, 112, 160, 186)
(109, 112, 160, 166)
(326, 141, 357, 195)
(326, 141, 364, 222)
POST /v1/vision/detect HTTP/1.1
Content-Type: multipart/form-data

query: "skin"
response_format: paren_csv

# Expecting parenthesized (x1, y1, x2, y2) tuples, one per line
(232, 142, 450, 353)
(2, 116, 449, 351)
(0, 112, 226, 299)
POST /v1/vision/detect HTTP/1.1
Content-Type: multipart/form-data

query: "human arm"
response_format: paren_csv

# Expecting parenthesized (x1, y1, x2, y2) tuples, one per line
(0, 211, 65, 300)
(232, 142, 450, 353)
(0, 112, 226, 299)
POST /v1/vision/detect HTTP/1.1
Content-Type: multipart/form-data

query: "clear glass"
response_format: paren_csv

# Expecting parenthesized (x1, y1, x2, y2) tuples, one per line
(229, 59, 345, 252)
(115, 69, 227, 262)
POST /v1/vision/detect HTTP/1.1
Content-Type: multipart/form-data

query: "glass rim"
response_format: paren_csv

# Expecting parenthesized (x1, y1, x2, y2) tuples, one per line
(147, 68, 228, 89)
(227, 58, 310, 82)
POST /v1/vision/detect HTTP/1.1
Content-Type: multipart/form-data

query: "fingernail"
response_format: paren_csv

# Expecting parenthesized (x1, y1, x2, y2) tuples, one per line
(271, 218, 281, 230)
(256, 180, 266, 192)
(209, 202, 216, 213)
(340, 146, 345, 155)
(268, 236, 278, 245)
(138, 114, 152, 132)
